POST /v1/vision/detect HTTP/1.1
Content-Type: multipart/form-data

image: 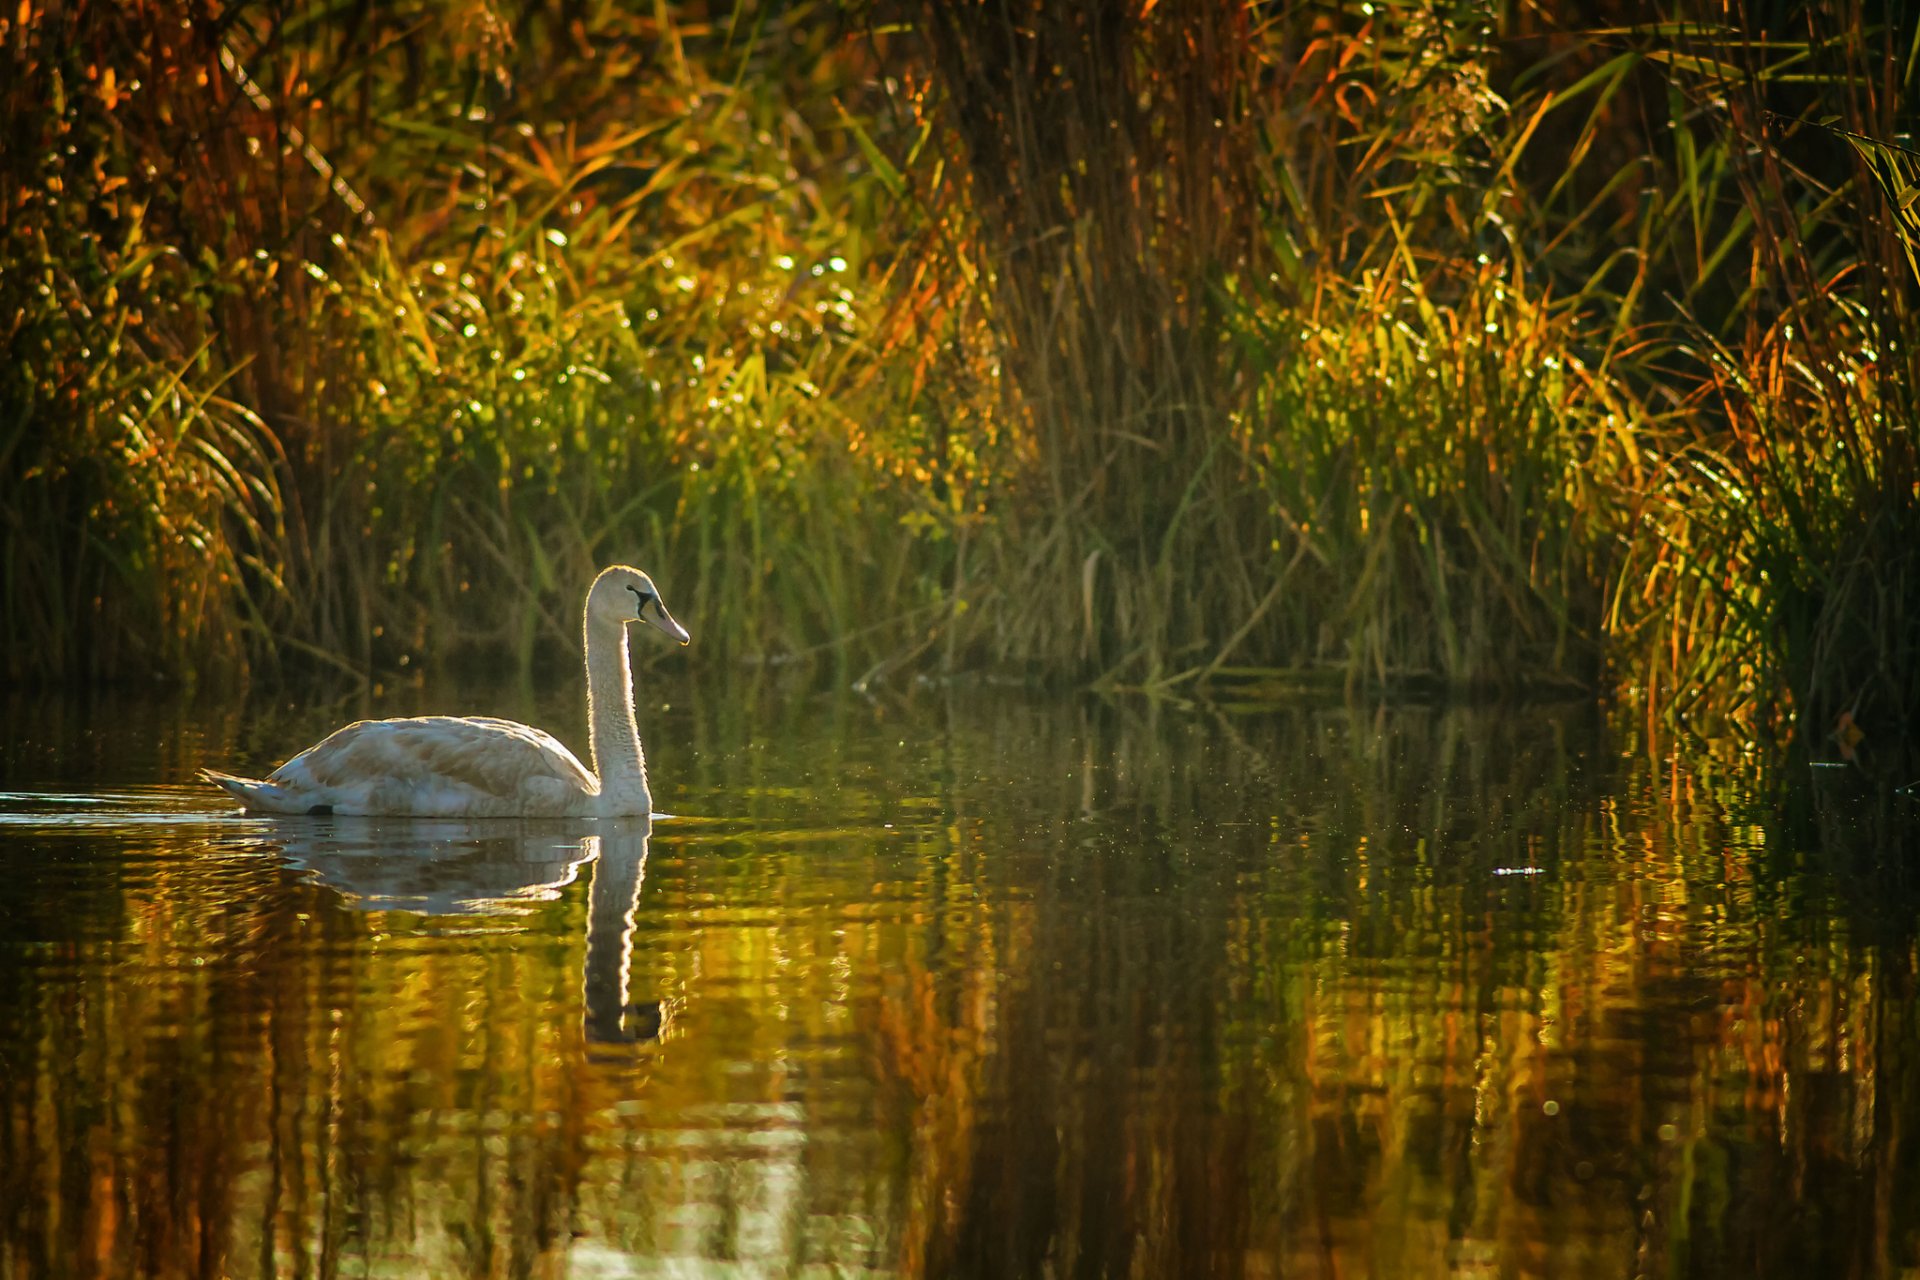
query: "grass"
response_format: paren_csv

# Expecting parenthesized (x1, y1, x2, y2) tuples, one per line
(889, 0, 1645, 695)
(1227, 249, 1642, 694)
(1602, 3, 1920, 737)
(3, 0, 924, 683)
(3, 0, 1917, 745)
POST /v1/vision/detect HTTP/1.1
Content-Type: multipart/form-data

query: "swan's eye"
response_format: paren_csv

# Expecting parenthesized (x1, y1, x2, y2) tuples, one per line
(626, 584, 653, 616)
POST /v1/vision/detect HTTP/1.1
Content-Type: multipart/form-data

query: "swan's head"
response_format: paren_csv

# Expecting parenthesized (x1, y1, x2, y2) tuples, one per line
(589, 565, 690, 645)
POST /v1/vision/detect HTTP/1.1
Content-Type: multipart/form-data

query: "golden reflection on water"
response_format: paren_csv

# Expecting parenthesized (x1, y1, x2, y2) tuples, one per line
(0, 686, 1916, 1278)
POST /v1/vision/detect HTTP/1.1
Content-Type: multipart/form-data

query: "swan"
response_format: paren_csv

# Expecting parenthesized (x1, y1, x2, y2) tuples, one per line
(204, 565, 689, 817)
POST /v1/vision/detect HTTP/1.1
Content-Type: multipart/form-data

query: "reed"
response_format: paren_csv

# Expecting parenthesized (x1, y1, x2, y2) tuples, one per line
(898, 0, 1273, 683)
(5, 0, 1917, 743)
(1, 0, 918, 683)
(1607, 3, 1920, 737)
(893, 0, 1646, 692)
(1228, 251, 1640, 693)
(0, 1, 293, 681)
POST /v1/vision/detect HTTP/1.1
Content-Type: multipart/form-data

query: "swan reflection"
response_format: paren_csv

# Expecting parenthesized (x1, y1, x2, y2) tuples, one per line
(261, 816, 659, 1043)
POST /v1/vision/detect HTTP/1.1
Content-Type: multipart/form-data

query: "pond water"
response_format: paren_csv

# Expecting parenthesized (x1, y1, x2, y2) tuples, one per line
(1, 678, 1916, 1278)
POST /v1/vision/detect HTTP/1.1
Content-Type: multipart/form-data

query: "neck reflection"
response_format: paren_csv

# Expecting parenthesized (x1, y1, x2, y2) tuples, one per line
(584, 824, 658, 1044)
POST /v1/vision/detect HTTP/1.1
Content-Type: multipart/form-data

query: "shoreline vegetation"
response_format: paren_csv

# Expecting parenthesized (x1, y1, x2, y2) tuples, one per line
(3, 1, 1915, 743)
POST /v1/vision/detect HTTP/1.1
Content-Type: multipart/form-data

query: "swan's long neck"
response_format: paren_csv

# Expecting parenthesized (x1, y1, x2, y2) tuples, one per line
(584, 614, 647, 803)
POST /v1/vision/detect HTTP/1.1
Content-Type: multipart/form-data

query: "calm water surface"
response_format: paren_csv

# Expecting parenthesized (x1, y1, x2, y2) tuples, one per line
(1, 680, 1917, 1278)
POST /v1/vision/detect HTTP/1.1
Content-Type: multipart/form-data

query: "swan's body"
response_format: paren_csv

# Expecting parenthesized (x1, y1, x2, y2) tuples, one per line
(205, 566, 688, 818)
(208, 716, 608, 818)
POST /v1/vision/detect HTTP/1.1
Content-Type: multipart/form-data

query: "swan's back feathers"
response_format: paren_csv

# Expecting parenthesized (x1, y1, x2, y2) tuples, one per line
(284, 716, 594, 787)
(221, 716, 605, 817)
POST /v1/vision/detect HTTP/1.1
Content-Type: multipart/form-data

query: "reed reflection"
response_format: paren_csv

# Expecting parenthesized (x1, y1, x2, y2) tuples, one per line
(3, 689, 1919, 1278)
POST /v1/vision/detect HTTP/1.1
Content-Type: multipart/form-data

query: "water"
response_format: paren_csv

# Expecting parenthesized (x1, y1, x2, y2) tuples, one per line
(1, 680, 1916, 1278)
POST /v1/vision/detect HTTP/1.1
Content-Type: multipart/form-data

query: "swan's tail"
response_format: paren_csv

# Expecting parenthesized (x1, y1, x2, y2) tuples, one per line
(201, 768, 310, 815)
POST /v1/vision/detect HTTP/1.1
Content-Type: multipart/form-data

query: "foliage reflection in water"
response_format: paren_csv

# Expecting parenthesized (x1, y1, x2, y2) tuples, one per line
(0, 684, 1915, 1278)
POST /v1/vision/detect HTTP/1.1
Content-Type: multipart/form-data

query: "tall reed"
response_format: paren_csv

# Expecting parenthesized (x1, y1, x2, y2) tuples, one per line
(2, 0, 918, 682)
(894, 0, 1645, 692)
(1608, 2, 1920, 737)
(0, 1, 295, 681)
(7, 0, 1918, 745)
(902, 0, 1276, 683)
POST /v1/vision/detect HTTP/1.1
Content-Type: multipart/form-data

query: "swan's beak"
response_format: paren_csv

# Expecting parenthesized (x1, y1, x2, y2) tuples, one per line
(647, 606, 691, 646)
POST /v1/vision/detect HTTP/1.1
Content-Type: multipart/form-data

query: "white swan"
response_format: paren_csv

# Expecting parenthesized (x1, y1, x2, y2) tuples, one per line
(204, 565, 689, 817)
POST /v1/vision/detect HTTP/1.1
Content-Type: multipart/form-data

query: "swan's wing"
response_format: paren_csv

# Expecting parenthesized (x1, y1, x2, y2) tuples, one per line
(270, 716, 597, 813)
